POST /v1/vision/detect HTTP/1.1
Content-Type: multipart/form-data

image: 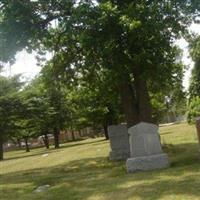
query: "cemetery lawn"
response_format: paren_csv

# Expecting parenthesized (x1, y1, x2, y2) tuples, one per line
(1, 122, 200, 200)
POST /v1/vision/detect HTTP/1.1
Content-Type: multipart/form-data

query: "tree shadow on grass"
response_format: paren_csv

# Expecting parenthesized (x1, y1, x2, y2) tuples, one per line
(57, 138, 107, 150)
(1, 142, 200, 200)
(3, 138, 107, 161)
(3, 150, 56, 161)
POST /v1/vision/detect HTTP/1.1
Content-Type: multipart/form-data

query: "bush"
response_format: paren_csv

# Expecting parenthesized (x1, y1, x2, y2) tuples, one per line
(187, 97, 200, 123)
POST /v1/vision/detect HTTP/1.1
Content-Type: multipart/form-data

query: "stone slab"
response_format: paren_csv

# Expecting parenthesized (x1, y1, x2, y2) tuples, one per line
(128, 122, 162, 157)
(126, 153, 169, 173)
(108, 124, 130, 160)
(126, 122, 169, 172)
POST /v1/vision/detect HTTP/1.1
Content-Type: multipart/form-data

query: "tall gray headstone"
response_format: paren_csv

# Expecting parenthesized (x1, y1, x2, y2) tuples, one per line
(126, 122, 169, 172)
(108, 124, 130, 161)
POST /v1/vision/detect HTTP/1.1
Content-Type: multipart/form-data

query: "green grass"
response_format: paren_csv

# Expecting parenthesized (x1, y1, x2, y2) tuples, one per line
(1, 122, 200, 200)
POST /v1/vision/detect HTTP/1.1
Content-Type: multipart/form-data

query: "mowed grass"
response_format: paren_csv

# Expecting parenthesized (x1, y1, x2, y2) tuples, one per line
(1, 122, 200, 200)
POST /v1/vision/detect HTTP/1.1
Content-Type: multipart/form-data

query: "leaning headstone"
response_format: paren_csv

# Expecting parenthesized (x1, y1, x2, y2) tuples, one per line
(108, 124, 130, 161)
(126, 122, 169, 172)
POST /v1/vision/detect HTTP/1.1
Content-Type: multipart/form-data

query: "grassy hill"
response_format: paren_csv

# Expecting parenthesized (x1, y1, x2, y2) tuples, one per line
(1, 122, 200, 200)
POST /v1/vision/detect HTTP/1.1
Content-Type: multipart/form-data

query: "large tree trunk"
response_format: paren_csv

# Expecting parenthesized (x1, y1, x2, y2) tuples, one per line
(134, 70, 153, 123)
(103, 125, 109, 140)
(17, 138, 22, 148)
(78, 130, 82, 137)
(71, 130, 76, 141)
(77, 130, 81, 139)
(53, 128, 60, 148)
(42, 133, 49, 149)
(103, 105, 118, 140)
(0, 136, 4, 161)
(119, 68, 153, 127)
(24, 137, 30, 152)
(119, 80, 139, 127)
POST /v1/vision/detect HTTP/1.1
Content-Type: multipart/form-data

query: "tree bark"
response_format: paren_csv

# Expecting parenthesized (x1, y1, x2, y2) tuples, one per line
(0, 136, 4, 161)
(134, 70, 153, 123)
(42, 133, 49, 149)
(24, 137, 30, 152)
(119, 80, 139, 127)
(17, 138, 22, 148)
(71, 130, 76, 141)
(119, 68, 153, 127)
(103, 125, 109, 140)
(78, 130, 82, 137)
(77, 130, 81, 139)
(53, 128, 60, 148)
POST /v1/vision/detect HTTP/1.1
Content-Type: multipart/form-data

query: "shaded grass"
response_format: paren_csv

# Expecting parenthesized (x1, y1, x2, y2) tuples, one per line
(1, 122, 200, 200)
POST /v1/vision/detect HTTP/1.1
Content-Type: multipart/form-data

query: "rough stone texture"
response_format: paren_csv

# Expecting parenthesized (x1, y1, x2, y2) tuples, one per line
(108, 124, 130, 160)
(126, 122, 169, 172)
(34, 185, 50, 193)
(126, 153, 169, 173)
(128, 122, 162, 157)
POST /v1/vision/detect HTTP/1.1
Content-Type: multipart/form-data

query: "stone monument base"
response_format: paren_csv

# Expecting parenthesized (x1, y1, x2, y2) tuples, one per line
(109, 150, 130, 161)
(126, 153, 169, 173)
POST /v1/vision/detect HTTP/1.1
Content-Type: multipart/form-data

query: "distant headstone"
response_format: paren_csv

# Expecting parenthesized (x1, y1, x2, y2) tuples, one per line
(41, 154, 48, 157)
(126, 122, 169, 172)
(34, 185, 50, 193)
(108, 124, 130, 161)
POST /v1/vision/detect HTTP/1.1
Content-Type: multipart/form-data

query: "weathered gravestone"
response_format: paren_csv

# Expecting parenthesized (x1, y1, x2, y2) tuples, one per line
(108, 124, 130, 161)
(126, 122, 169, 172)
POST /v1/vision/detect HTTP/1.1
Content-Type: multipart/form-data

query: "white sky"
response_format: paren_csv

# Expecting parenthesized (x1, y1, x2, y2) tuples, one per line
(1, 23, 200, 90)
(176, 23, 200, 90)
(1, 51, 41, 82)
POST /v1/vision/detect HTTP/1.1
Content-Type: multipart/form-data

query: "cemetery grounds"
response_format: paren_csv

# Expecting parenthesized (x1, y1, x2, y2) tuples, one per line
(0, 122, 200, 200)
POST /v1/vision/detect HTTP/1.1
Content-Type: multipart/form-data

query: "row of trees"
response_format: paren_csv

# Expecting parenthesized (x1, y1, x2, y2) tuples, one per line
(0, 63, 121, 160)
(0, 58, 186, 160)
(187, 35, 200, 122)
(0, 74, 22, 160)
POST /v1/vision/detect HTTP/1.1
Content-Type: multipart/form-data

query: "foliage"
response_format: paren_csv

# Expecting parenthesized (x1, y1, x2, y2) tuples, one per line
(16, 78, 55, 142)
(66, 69, 122, 131)
(0, 75, 23, 140)
(0, 1, 198, 126)
(151, 61, 187, 123)
(187, 96, 200, 123)
(17, 70, 70, 149)
(187, 35, 200, 124)
(0, 74, 23, 159)
(189, 36, 200, 99)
